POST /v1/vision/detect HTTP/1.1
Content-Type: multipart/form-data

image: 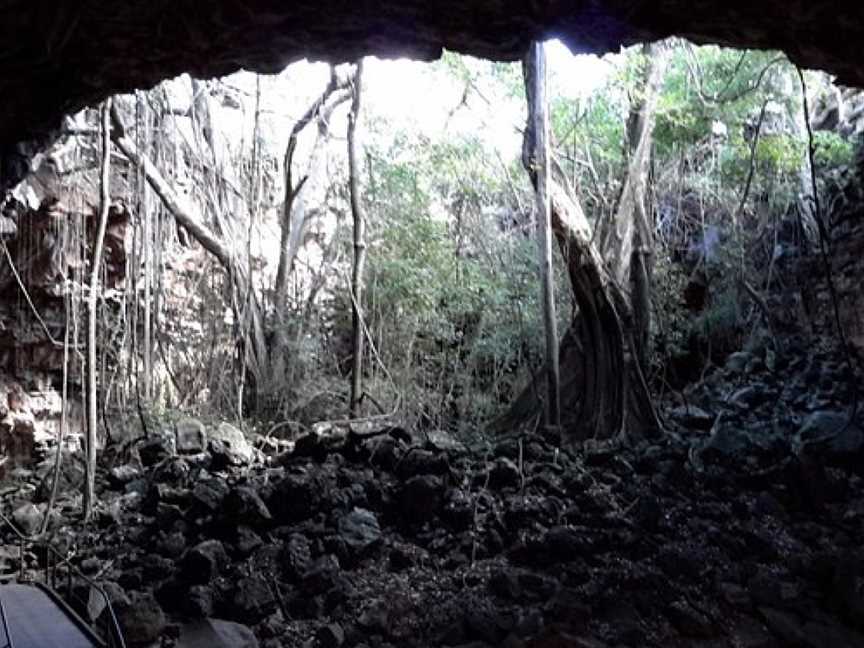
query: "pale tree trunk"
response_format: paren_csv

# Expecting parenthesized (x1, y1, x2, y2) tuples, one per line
(793, 73, 819, 248)
(274, 69, 350, 301)
(348, 61, 368, 418)
(599, 42, 670, 366)
(500, 44, 664, 441)
(138, 92, 154, 402)
(84, 100, 112, 521)
(526, 42, 561, 427)
(271, 69, 351, 382)
(190, 79, 215, 155)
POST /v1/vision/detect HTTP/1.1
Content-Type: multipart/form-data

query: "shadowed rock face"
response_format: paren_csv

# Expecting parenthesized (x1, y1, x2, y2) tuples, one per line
(1, 1, 863, 189)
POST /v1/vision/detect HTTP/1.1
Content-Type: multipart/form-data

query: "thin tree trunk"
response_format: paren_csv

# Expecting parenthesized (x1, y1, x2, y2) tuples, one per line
(191, 78, 215, 155)
(348, 61, 368, 418)
(271, 70, 352, 390)
(138, 93, 153, 402)
(793, 73, 819, 248)
(275, 69, 350, 301)
(599, 42, 670, 366)
(41, 262, 72, 533)
(84, 100, 112, 521)
(629, 44, 668, 363)
(527, 42, 561, 427)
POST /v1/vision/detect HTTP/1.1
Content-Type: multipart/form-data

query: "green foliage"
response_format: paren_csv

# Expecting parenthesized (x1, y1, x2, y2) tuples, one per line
(813, 131, 855, 169)
(691, 288, 740, 341)
(756, 135, 805, 176)
(655, 47, 790, 152)
(343, 115, 548, 432)
(370, 214, 462, 320)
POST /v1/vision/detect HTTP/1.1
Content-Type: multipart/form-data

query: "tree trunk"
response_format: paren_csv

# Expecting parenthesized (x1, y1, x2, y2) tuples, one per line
(501, 46, 663, 442)
(348, 61, 368, 418)
(271, 70, 352, 387)
(190, 78, 215, 155)
(274, 69, 350, 302)
(84, 100, 112, 521)
(792, 72, 819, 248)
(138, 92, 154, 402)
(526, 42, 561, 427)
(599, 42, 670, 365)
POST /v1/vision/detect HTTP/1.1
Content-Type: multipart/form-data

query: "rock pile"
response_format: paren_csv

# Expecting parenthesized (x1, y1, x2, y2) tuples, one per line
(3, 342, 856, 648)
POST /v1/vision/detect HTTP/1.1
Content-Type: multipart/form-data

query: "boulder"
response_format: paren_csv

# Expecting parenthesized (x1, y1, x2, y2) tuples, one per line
(157, 531, 188, 559)
(425, 429, 467, 454)
(138, 433, 175, 467)
(799, 411, 848, 441)
(669, 405, 715, 430)
(108, 464, 141, 489)
(152, 456, 191, 483)
(116, 591, 167, 647)
(337, 507, 382, 558)
(182, 540, 229, 584)
(223, 486, 272, 526)
(700, 425, 752, 462)
(192, 477, 230, 512)
(0, 411, 54, 468)
(317, 623, 345, 648)
(729, 385, 773, 409)
(232, 576, 276, 624)
(398, 475, 444, 522)
(725, 351, 753, 373)
(35, 456, 84, 501)
(282, 533, 312, 582)
(488, 457, 521, 490)
(267, 470, 334, 522)
(185, 585, 215, 617)
(177, 618, 259, 648)
(208, 422, 254, 467)
(442, 488, 474, 531)
(234, 526, 263, 556)
(396, 449, 448, 480)
(12, 502, 42, 535)
(301, 554, 342, 597)
(666, 600, 715, 638)
(176, 417, 207, 454)
(797, 411, 864, 465)
(542, 526, 593, 563)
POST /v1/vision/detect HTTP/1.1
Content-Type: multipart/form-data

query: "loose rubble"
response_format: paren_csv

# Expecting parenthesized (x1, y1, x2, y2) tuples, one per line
(0, 336, 860, 648)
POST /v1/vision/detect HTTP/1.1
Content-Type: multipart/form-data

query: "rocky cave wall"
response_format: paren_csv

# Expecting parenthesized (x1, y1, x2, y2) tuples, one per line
(3, 1, 864, 193)
(0, 188, 130, 474)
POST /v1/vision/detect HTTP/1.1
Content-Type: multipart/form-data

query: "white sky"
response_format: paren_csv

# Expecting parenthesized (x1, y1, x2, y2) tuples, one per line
(189, 39, 616, 165)
(361, 39, 614, 160)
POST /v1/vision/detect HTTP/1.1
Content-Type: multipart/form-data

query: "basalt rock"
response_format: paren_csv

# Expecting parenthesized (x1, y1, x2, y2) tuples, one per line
(15, 334, 862, 648)
(115, 590, 168, 647)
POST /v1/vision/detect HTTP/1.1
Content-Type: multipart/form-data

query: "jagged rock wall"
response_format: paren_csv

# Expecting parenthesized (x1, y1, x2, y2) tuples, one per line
(0, 192, 129, 473)
(0, 197, 129, 371)
(813, 88, 864, 137)
(3, 1, 864, 193)
(767, 153, 864, 354)
(818, 170, 864, 353)
(0, 377, 84, 476)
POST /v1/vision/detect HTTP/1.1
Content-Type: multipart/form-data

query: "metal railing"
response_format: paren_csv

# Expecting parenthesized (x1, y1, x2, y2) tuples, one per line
(0, 510, 125, 648)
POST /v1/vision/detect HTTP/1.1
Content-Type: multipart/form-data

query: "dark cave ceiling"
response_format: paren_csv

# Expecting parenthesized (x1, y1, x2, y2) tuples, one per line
(2, 1, 863, 191)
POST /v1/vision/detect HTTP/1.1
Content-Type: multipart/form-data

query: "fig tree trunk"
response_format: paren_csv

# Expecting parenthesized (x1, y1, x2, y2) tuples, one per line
(499, 44, 664, 442)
